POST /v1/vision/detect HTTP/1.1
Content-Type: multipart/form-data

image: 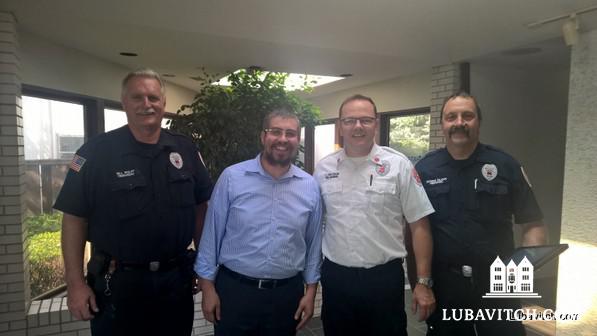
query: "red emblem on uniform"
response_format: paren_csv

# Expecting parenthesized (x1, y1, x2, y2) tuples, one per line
(376, 160, 390, 176)
(412, 168, 422, 186)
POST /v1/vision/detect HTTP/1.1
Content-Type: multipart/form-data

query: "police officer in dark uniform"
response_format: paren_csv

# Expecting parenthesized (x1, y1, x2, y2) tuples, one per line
(413, 91, 547, 336)
(55, 69, 212, 336)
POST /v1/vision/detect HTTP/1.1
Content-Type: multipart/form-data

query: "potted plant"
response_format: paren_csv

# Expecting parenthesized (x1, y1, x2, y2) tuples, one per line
(169, 69, 320, 179)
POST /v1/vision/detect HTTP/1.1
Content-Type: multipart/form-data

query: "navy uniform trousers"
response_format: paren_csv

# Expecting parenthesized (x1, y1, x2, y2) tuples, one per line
(88, 262, 194, 336)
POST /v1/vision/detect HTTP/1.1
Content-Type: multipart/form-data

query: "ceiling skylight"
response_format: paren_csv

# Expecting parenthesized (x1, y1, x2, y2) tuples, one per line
(213, 70, 345, 91)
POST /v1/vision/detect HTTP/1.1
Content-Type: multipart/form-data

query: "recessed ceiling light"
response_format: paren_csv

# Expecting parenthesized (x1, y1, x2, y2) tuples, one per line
(119, 52, 138, 57)
(162, 73, 176, 78)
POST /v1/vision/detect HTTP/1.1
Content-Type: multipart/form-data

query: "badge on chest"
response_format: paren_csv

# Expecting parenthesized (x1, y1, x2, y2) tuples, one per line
(169, 152, 184, 169)
(481, 164, 498, 181)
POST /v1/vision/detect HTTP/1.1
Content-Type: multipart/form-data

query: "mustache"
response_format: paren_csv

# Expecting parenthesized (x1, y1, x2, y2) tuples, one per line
(136, 108, 156, 115)
(449, 125, 469, 137)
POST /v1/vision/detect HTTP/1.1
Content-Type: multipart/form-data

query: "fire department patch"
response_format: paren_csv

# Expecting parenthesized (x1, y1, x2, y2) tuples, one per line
(376, 160, 390, 176)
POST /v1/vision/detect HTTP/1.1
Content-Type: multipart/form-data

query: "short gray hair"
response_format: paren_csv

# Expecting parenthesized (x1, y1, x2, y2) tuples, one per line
(121, 68, 166, 97)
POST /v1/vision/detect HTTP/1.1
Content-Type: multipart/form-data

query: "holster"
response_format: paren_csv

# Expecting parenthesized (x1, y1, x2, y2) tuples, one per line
(86, 251, 111, 287)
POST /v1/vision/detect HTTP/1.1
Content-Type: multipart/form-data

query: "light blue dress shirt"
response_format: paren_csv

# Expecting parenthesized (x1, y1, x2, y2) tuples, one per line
(195, 154, 323, 284)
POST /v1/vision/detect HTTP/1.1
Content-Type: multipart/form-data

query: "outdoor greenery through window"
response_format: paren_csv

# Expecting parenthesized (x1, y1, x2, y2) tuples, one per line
(22, 95, 85, 297)
(388, 114, 430, 162)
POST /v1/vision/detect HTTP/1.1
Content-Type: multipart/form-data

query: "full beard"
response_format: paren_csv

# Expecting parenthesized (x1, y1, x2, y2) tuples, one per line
(263, 147, 295, 167)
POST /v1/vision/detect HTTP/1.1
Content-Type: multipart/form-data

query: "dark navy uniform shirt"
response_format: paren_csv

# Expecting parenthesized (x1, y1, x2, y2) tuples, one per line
(54, 126, 212, 263)
(415, 143, 543, 266)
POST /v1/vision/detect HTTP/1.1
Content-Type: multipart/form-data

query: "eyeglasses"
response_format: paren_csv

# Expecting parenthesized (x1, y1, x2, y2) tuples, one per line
(263, 128, 299, 139)
(340, 117, 376, 126)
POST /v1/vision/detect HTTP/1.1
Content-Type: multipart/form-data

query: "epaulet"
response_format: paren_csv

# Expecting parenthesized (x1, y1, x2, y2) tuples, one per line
(162, 128, 186, 139)
(378, 145, 401, 156)
(483, 144, 508, 154)
(419, 147, 443, 161)
(83, 129, 112, 147)
(376, 145, 412, 162)
(319, 148, 343, 161)
(480, 144, 519, 164)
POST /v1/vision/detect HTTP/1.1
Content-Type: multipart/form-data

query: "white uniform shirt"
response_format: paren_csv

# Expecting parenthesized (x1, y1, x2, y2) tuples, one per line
(314, 144, 434, 268)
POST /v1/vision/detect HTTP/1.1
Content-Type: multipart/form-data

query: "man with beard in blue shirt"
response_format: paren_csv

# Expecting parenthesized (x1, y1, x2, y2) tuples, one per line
(196, 107, 322, 336)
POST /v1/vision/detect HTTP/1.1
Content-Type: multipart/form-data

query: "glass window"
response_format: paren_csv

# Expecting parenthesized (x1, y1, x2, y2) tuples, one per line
(388, 114, 430, 162)
(23, 96, 84, 161)
(314, 123, 337, 165)
(22, 95, 86, 298)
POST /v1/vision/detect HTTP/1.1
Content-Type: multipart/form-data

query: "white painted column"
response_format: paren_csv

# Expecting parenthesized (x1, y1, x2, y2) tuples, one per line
(556, 28, 597, 335)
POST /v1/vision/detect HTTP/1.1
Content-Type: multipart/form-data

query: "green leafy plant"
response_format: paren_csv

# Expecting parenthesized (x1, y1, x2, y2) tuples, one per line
(25, 212, 64, 297)
(28, 231, 63, 298)
(169, 69, 320, 179)
(389, 114, 430, 161)
(25, 212, 62, 238)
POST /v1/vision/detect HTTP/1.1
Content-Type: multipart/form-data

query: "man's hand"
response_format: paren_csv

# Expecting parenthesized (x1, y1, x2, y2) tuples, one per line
(411, 284, 436, 321)
(294, 283, 317, 330)
(67, 282, 98, 321)
(200, 279, 221, 324)
(294, 294, 314, 330)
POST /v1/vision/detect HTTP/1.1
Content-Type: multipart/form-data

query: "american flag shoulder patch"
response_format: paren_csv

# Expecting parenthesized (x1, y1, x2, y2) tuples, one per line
(70, 154, 87, 172)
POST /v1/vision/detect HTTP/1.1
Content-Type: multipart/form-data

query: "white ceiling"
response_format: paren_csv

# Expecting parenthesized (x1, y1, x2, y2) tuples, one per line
(3, 0, 597, 96)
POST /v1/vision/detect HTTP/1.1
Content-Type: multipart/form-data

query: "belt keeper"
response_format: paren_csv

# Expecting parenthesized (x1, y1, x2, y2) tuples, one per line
(462, 265, 473, 277)
(149, 261, 160, 272)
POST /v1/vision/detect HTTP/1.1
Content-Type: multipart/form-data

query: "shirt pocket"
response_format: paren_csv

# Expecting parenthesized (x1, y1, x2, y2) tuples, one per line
(471, 181, 510, 221)
(366, 180, 396, 215)
(110, 174, 148, 219)
(167, 166, 196, 208)
(426, 183, 450, 220)
(320, 180, 342, 208)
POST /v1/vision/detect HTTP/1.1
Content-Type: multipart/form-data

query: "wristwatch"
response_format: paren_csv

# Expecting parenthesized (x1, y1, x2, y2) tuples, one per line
(416, 277, 434, 288)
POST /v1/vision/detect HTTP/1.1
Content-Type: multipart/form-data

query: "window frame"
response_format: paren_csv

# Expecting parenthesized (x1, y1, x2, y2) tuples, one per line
(378, 107, 430, 147)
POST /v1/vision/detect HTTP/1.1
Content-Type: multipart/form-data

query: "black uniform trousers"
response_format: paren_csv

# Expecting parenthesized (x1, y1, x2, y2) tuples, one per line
(321, 258, 407, 336)
(88, 265, 194, 336)
(427, 264, 525, 336)
(214, 267, 304, 336)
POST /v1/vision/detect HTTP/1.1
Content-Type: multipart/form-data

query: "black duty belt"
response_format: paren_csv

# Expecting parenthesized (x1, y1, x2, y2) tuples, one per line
(94, 251, 189, 272)
(436, 263, 474, 278)
(219, 265, 299, 289)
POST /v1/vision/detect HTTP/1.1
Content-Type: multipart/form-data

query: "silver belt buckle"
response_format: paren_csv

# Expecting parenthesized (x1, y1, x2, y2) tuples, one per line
(257, 279, 265, 289)
(462, 265, 473, 278)
(149, 261, 160, 272)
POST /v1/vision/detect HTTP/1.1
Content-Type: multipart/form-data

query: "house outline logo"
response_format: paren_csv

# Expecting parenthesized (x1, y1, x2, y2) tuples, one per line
(482, 255, 541, 299)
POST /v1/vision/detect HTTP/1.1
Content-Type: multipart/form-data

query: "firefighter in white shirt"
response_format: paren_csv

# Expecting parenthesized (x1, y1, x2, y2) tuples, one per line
(314, 94, 436, 336)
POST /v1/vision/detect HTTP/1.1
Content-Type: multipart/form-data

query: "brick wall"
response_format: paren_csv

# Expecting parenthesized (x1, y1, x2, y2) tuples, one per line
(429, 63, 464, 150)
(0, 11, 28, 336)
